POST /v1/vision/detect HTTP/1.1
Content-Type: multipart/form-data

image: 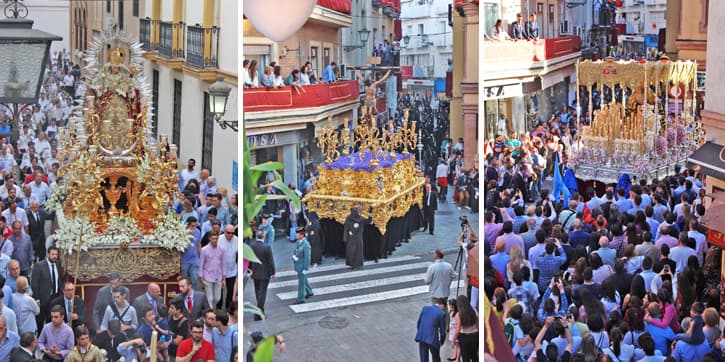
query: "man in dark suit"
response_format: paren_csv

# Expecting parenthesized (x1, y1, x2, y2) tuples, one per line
(249, 229, 275, 321)
(422, 183, 438, 235)
(511, 166, 531, 202)
(49, 281, 85, 330)
(92, 273, 130, 331)
(30, 246, 62, 327)
(177, 277, 209, 320)
(131, 283, 163, 325)
(525, 13, 539, 39)
(414, 299, 447, 362)
(511, 13, 525, 39)
(10, 332, 36, 362)
(25, 200, 45, 262)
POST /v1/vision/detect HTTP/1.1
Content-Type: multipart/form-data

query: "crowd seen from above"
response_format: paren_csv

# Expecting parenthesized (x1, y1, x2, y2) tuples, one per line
(483, 109, 725, 361)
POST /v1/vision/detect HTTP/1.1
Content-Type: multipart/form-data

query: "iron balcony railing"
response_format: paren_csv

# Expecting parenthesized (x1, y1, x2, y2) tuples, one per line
(186, 25, 219, 69)
(158, 21, 185, 59)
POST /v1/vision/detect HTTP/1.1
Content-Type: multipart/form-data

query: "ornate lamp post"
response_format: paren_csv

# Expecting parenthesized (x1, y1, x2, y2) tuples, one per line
(0, 1, 62, 131)
(207, 76, 237, 132)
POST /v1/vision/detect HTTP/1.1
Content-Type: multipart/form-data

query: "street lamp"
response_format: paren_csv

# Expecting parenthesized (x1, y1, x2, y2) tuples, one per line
(344, 27, 372, 51)
(416, 127, 423, 169)
(0, 9, 62, 130)
(208, 76, 238, 132)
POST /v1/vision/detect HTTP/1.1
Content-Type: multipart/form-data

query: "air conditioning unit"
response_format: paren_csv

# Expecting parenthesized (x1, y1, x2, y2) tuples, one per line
(560, 20, 570, 34)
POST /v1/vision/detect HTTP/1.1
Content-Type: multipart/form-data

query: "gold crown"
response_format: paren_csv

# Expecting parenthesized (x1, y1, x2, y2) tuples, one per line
(109, 46, 127, 64)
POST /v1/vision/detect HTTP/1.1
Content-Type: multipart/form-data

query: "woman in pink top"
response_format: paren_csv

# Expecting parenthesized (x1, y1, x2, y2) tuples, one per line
(644, 287, 681, 333)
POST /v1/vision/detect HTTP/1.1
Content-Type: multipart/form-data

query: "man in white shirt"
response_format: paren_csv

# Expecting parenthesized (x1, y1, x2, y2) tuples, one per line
(179, 158, 200, 192)
(687, 219, 707, 266)
(1, 200, 28, 230)
(219, 226, 238, 309)
(28, 170, 50, 206)
(435, 158, 449, 203)
(669, 232, 696, 274)
(0, 176, 23, 202)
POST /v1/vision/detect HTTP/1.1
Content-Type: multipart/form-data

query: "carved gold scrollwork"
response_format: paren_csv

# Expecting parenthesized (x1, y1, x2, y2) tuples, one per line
(63, 247, 180, 282)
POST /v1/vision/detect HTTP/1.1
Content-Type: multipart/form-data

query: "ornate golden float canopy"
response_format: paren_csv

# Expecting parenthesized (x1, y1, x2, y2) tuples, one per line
(49, 30, 187, 281)
(571, 58, 702, 183)
(303, 111, 425, 234)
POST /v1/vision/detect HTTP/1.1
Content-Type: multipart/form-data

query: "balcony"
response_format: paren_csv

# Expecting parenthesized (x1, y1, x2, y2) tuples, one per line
(483, 36, 581, 64)
(243, 80, 360, 113)
(158, 21, 185, 59)
(139, 18, 157, 51)
(186, 25, 219, 69)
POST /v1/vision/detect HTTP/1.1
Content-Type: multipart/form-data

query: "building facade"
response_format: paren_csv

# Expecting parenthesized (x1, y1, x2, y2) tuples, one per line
(243, 2, 357, 186)
(69, 0, 146, 63)
(450, 0, 478, 170)
(482, 0, 581, 139)
(71, 0, 238, 192)
(399, 0, 453, 93)
(24, 0, 71, 56)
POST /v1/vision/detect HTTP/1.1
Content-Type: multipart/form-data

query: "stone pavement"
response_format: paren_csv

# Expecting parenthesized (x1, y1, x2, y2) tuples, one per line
(242, 188, 479, 361)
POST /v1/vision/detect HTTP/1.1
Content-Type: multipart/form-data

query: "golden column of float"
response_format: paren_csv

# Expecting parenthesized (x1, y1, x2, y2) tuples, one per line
(303, 110, 425, 234)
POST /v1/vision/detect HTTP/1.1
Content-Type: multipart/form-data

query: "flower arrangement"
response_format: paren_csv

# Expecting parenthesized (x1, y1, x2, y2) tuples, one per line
(136, 155, 152, 183)
(655, 136, 668, 155)
(675, 125, 686, 145)
(54, 211, 191, 254)
(633, 156, 650, 175)
(45, 183, 67, 214)
(665, 127, 676, 148)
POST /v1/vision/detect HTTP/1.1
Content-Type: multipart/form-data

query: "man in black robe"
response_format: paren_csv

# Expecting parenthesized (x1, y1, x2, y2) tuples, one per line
(343, 206, 372, 270)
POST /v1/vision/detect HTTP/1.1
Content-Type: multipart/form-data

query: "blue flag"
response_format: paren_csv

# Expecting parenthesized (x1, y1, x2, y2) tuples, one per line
(552, 152, 571, 206)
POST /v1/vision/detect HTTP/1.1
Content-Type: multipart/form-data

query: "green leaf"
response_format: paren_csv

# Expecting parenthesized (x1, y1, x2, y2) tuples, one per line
(251, 161, 285, 172)
(253, 337, 276, 362)
(243, 243, 261, 264)
(270, 179, 301, 210)
(243, 302, 265, 318)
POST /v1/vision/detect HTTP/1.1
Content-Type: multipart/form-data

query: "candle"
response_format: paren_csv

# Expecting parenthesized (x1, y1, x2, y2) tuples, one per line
(127, 119, 134, 131)
(87, 96, 95, 107)
(160, 134, 168, 145)
(170, 144, 177, 158)
(150, 331, 158, 362)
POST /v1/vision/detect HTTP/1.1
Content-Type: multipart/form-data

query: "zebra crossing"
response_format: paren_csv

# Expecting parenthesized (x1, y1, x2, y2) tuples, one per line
(268, 254, 466, 314)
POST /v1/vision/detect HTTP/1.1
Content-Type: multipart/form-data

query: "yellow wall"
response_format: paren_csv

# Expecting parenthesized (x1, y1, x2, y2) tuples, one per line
(676, 0, 707, 66)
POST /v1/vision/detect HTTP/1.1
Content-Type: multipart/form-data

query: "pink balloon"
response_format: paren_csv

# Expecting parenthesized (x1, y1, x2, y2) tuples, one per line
(243, 0, 317, 42)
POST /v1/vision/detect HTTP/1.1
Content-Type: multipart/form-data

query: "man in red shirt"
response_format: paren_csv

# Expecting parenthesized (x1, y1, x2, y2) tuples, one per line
(175, 321, 215, 362)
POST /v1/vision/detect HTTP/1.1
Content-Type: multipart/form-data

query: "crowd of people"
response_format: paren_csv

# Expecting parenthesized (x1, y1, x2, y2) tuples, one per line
(242, 59, 341, 91)
(483, 114, 724, 360)
(488, 13, 540, 42)
(0, 49, 242, 360)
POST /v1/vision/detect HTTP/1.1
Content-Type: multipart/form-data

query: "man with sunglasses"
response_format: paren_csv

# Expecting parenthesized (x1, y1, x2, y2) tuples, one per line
(218, 225, 238, 310)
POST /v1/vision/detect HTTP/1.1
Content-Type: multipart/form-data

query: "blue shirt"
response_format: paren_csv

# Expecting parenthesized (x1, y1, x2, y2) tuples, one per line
(0, 329, 19, 361)
(672, 340, 710, 362)
(258, 223, 275, 245)
(536, 248, 567, 291)
(645, 323, 675, 356)
(617, 198, 633, 213)
(489, 252, 509, 284)
(322, 64, 336, 83)
(181, 229, 201, 265)
(212, 324, 238, 362)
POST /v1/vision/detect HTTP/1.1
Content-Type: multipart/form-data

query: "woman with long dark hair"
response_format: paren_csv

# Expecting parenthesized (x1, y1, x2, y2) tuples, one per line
(455, 295, 478, 362)
(645, 286, 682, 333)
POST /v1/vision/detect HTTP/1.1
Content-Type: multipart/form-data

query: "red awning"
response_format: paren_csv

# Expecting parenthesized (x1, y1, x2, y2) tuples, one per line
(318, 0, 351, 14)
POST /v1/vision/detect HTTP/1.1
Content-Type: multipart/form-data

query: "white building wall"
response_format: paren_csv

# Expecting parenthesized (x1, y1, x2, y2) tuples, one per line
(400, 0, 452, 79)
(26, 0, 70, 55)
(218, 0, 237, 72)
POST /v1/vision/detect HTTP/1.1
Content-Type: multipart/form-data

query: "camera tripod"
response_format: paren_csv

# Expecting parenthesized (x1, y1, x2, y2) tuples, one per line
(453, 233, 466, 297)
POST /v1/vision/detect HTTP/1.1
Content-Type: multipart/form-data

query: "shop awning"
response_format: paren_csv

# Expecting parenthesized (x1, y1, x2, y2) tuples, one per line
(687, 141, 725, 182)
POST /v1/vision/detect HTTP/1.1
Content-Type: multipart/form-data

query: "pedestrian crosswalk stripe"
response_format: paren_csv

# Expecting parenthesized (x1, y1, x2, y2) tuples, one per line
(268, 262, 432, 289)
(274, 255, 420, 278)
(275, 273, 425, 300)
(289, 283, 462, 313)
